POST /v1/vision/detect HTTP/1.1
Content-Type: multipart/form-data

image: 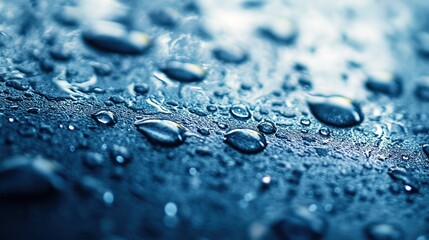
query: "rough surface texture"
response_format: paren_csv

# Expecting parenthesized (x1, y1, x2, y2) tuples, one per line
(0, 0, 428, 239)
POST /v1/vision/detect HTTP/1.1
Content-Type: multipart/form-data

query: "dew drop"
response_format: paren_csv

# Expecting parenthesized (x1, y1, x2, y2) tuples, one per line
(307, 95, 364, 128)
(161, 61, 206, 83)
(415, 77, 429, 101)
(230, 104, 251, 119)
(364, 223, 403, 240)
(109, 145, 132, 165)
(135, 119, 187, 147)
(258, 19, 298, 45)
(92, 110, 117, 126)
(365, 71, 402, 97)
(257, 121, 277, 134)
(224, 129, 267, 154)
(212, 44, 248, 64)
(300, 117, 311, 126)
(272, 207, 327, 240)
(422, 144, 429, 159)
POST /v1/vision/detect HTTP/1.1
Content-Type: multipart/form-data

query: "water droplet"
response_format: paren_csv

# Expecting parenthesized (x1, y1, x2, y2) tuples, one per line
(257, 121, 277, 134)
(318, 127, 331, 137)
(387, 167, 418, 193)
(300, 117, 311, 126)
(164, 202, 178, 216)
(364, 223, 403, 240)
(365, 71, 402, 97)
(5, 80, 30, 91)
(212, 44, 248, 64)
(415, 31, 429, 57)
(82, 21, 151, 54)
(259, 19, 298, 45)
(307, 95, 364, 128)
(109, 145, 132, 165)
(161, 61, 206, 83)
(272, 207, 327, 240)
(83, 152, 104, 170)
(230, 104, 251, 119)
(415, 77, 429, 101)
(224, 129, 267, 154)
(92, 110, 117, 126)
(0, 155, 64, 199)
(109, 95, 126, 104)
(422, 144, 429, 159)
(102, 191, 114, 206)
(135, 119, 187, 147)
(134, 83, 150, 95)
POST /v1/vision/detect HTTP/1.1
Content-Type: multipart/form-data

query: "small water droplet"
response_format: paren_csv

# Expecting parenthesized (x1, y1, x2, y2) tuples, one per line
(307, 95, 364, 128)
(109, 145, 132, 165)
(272, 207, 327, 240)
(135, 119, 187, 147)
(300, 117, 311, 126)
(164, 202, 178, 216)
(257, 121, 277, 134)
(230, 104, 251, 119)
(259, 19, 298, 45)
(224, 129, 267, 154)
(364, 223, 403, 240)
(318, 127, 331, 137)
(365, 71, 402, 97)
(161, 61, 206, 83)
(134, 83, 150, 95)
(415, 77, 429, 101)
(422, 144, 429, 159)
(92, 110, 117, 126)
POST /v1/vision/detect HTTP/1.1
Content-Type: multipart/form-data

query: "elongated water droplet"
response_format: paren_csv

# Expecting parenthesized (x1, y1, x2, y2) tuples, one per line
(307, 95, 364, 128)
(92, 110, 117, 126)
(82, 21, 151, 54)
(224, 129, 267, 154)
(365, 71, 402, 97)
(0, 155, 64, 199)
(258, 19, 298, 45)
(212, 44, 248, 64)
(364, 223, 403, 240)
(135, 119, 187, 147)
(257, 121, 277, 134)
(161, 61, 206, 83)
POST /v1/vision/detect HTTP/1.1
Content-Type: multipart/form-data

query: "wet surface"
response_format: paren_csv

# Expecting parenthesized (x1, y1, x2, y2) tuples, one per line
(0, 0, 429, 239)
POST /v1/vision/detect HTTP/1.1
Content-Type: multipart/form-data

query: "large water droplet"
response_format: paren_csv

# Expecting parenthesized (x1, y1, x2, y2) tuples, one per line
(0, 155, 64, 199)
(365, 71, 402, 97)
(92, 110, 117, 126)
(161, 61, 206, 83)
(82, 21, 151, 54)
(364, 223, 403, 240)
(224, 129, 267, 154)
(307, 95, 364, 128)
(212, 44, 248, 64)
(135, 119, 187, 147)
